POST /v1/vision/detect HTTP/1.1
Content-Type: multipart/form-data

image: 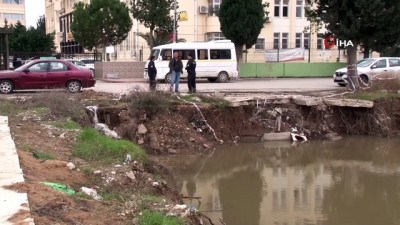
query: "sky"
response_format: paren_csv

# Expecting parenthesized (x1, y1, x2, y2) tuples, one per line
(25, 0, 45, 28)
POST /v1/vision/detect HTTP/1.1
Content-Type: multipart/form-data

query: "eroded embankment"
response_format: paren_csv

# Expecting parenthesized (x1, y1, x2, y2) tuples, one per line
(93, 95, 400, 154)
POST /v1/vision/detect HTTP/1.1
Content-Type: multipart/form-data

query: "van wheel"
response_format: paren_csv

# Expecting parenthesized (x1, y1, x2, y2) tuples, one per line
(164, 73, 172, 83)
(217, 72, 229, 83)
(207, 78, 217, 82)
(359, 74, 370, 86)
(338, 83, 347, 87)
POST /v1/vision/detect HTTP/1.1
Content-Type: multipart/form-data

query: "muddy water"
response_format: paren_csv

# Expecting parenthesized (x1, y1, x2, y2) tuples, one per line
(164, 137, 400, 225)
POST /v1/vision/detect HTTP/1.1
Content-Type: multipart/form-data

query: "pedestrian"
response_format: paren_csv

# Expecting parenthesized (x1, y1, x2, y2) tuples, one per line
(185, 53, 197, 93)
(168, 52, 183, 93)
(147, 55, 157, 91)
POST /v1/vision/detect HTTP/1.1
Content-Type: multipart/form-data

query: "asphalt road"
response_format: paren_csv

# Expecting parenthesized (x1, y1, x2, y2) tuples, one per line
(90, 78, 342, 95)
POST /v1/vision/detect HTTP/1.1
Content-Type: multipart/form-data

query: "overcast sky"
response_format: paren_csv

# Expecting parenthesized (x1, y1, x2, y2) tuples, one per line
(25, 0, 45, 28)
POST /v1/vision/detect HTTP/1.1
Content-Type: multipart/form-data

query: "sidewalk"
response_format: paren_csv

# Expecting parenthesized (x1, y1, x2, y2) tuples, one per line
(99, 78, 146, 83)
(0, 116, 35, 225)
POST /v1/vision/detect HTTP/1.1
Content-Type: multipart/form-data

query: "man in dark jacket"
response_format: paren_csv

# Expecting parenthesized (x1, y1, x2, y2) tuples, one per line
(147, 55, 157, 91)
(168, 52, 183, 92)
(185, 53, 197, 93)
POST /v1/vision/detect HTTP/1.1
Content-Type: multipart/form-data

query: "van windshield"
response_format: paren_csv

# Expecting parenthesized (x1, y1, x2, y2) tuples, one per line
(357, 58, 375, 67)
(151, 49, 160, 59)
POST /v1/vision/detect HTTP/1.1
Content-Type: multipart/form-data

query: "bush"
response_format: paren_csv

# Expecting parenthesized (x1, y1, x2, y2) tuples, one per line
(127, 91, 172, 117)
(139, 211, 186, 225)
(73, 128, 146, 163)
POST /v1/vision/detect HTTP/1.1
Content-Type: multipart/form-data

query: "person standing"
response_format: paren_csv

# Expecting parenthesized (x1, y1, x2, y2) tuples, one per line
(168, 52, 183, 92)
(185, 53, 197, 93)
(147, 55, 157, 91)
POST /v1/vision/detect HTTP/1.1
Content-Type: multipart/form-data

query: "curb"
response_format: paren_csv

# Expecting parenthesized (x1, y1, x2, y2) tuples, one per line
(0, 116, 35, 225)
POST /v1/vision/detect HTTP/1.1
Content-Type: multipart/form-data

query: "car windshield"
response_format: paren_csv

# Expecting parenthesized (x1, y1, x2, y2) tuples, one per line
(14, 61, 35, 71)
(357, 58, 376, 67)
(151, 49, 160, 59)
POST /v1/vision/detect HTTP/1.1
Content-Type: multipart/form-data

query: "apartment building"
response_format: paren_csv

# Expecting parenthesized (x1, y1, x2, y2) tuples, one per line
(45, 0, 367, 62)
(0, 0, 26, 27)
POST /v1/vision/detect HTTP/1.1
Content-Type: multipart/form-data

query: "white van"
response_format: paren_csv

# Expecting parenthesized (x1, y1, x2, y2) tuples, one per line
(333, 57, 400, 86)
(144, 40, 239, 83)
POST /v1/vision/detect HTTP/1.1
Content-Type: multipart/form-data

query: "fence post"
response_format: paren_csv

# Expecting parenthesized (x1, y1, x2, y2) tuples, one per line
(277, 48, 280, 63)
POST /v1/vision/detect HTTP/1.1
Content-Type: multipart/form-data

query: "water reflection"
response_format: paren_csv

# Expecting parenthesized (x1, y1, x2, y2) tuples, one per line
(163, 136, 400, 225)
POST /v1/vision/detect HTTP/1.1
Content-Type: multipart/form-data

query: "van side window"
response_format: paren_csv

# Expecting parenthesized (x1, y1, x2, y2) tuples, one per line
(174, 49, 195, 59)
(389, 59, 400, 67)
(197, 49, 208, 60)
(210, 49, 231, 60)
(161, 49, 172, 61)
(373, 59, 387, 68)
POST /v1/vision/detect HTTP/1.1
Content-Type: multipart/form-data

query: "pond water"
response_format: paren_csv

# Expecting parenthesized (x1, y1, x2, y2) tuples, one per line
(163, 136, 400, 225)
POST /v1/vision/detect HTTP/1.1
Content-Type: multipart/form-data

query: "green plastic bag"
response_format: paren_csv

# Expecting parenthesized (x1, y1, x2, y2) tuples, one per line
(41, 182, 76, 195)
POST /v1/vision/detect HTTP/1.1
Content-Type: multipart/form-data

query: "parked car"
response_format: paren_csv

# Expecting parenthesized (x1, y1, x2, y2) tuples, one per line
(80, 59, 95, 70)
(0, 59, 96, 94)
(333, 57, 400, 86)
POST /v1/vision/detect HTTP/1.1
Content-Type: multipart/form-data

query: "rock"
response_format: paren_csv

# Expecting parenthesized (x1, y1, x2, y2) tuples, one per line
(261, 132, 291, 141)
(168, 148, 177, 154)
(149, 133, 161, 150)
(132, 218, 140, 225)
(137, 124, 148, 134)
(59, 132, 66, 139)
(126, 171, 136, 181)
(138, 138, 145, 145)
(203, 143, 210, 149)
(196, 128, 202, 133)
(66, 162, 76, 170)
(189, 137, 195, 142)
(325, 132, 343, 141)
(152, 181, 159, 187)
(93, 170, 102, 175)
(111, 171, 116, 175)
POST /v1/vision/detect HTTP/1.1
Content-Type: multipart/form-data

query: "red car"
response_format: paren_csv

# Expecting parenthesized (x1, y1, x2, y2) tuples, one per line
(0, 59, 96, 94)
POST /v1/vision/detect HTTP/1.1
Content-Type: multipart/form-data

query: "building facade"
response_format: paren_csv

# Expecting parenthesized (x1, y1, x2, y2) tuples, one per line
(45, 0, 373, 62)
(0, 0, 26, 27)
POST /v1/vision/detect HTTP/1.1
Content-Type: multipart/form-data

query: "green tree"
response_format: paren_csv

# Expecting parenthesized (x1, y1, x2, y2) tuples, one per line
(219, 0, 269, 70)
(130, 0, 175, 51)
(306, 0, 400, 92)
(9, 17, 55, 54)
(71, 0, 132, 51)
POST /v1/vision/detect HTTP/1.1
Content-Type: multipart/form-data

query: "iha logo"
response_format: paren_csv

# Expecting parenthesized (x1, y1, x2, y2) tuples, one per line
(324, 36, 354, 49)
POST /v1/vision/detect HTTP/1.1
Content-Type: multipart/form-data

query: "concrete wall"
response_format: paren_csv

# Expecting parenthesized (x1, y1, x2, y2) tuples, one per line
(240, 62, 346, 78)
(94, 61, 146, 79)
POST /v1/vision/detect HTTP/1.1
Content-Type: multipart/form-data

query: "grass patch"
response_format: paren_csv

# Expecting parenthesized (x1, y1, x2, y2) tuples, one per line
(53, 119, 80, 130)
(32, 150, 54, 160)
(0, 100, 20, 115)
(101, 191, 127, 202)
(73, 128, 146, 163)
(139, 211, 186, 225)
(197, 94, 231, 108)
(345, 92, 400, 101)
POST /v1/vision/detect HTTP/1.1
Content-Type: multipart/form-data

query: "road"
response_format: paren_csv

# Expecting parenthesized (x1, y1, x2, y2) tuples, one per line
(91, 78, 342, 95)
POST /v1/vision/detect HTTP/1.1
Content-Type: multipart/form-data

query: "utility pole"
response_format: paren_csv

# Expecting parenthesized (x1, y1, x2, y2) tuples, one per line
(173, 0, 177, 43)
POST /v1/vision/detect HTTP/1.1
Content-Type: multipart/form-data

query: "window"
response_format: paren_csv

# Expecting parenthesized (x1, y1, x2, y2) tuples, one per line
(161, 49, 172, 61)
(210, 49, 231, 60)
(273, 33, 280, 49)
(373, 59, 387, 68)
(50, 62, 68, 72)
(282, 33, 288, 49)
(2, 0, 24, 4)
(205, 32, 225, 41)
(317, 34, 324, 49)
(274, 0, 280, 17)
(295, 33, 302, 48)
(304, 33, 310, 49)
(29, 62, 48, 72)
(209, 0, 221, 16)
(3, 13, 24, 21)
(255, 38, 265, 50)
(197, 49, 208, 60)
(174, 49, 195, 60)
(389, 59, 400, 67)
(296, 0, 303, 17)
(282, 0, 289, 17)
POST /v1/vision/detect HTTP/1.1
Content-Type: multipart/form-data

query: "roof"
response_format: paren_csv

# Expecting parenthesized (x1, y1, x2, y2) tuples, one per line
(154, 40, 234, 49)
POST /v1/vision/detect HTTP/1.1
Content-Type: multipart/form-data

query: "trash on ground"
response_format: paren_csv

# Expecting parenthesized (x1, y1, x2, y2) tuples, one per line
(79, 187, 103, 201)
(41, 182, 76, 195)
